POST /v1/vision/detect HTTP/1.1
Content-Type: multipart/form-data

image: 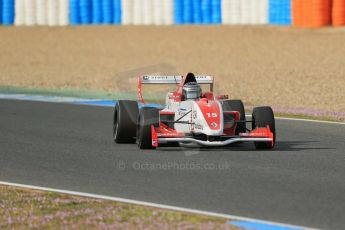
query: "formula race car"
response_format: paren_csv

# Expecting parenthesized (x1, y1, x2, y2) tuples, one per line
(113, 73, 275, 149)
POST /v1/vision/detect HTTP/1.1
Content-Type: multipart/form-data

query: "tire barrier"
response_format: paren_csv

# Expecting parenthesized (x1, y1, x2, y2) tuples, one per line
(70, 0, 80, 25)
(293, 0, 331, 28)
(269, 0, 291, 25)
(258, 0, 268, 24)
(80, 0, 91, 24)
(25, 0, 36, 26)
(1, 0, 345, 27)
(113, 0, 121, 24)
(59, 0, 69, 26)
(240, 0, 250, 24)
(192, 0, 202, 24)
(133, 0, 142, 25)
(222, 0, 267, 25)
(2, 0, 14, 25)
(142, 0, 153, 25)
(153, 0, 164, 25)
(92, 0, 102, 24)
(47, 0, 58, 26)
(222, 0, 239, 24)
(36, 0, 47, 25)
(163, 0, 173, 25)
(14, 0, 24, 25)
(201, 0, 211, 24)
(211, 0, 221, 24)
(183, 0, 193, 24)
(174, 0, 183, 24)
(122, 0, 133, 25)
(332, 0, 345, 27)
(0, 0, 2, 25)
(103, 0, 113, 24)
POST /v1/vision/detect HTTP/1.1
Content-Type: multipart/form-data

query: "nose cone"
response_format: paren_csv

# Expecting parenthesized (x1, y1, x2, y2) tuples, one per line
(195, 100, 222, 133)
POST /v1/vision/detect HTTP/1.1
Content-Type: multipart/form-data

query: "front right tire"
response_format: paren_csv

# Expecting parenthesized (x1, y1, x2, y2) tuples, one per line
(252, 106, 276, 149)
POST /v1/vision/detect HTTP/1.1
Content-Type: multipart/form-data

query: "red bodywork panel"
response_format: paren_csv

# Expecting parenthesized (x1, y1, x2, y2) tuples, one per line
(167, 92, 182, 102)
(240, 125, 274, 146)
(152, 123, 184, 139)
(195, 100, 221, 130)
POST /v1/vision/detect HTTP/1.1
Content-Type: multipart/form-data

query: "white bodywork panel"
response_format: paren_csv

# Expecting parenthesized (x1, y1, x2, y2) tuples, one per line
(163, 94, 224, 136)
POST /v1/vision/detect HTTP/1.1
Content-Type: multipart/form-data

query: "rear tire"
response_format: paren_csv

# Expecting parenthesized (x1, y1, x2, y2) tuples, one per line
(113, 100, 139, 143)
(252, 106, 276, 149)
(222, 100, 246, 134)
(137, 107, 159, 149)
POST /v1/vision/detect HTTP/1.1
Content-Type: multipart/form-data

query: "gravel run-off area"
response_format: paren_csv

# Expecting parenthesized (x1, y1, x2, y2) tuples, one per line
(0, 26, 344, 120)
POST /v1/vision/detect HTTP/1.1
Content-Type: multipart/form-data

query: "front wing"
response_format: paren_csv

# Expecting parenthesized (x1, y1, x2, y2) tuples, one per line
(151, 124, 274, 147)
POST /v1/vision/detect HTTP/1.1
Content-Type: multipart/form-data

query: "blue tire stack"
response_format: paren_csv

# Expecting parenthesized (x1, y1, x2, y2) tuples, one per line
(113, 0, 121, 24)
(80, 0, 92, 24)
(174, 0, 184, 24)
(201, 0, 211, 24)
(92, 0, 102, 24)
(0, 0, 2, 25)
(2, 0, 14, 25)
(269, 0, 291, 25)
(192, 0, 202, 24)
(102, 0, 113, 24)
(211, 0, 221, 24)
(70, 0, 80, 25)
(183, 0, 193, 24)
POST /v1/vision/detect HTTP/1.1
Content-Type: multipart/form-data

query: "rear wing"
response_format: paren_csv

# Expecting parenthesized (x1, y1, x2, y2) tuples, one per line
(139, 75, 214, 84)
(138, 75, 214, 104)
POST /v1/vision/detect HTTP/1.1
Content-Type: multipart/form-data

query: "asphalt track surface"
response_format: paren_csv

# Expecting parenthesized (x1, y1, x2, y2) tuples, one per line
(1, 99, 344, 229)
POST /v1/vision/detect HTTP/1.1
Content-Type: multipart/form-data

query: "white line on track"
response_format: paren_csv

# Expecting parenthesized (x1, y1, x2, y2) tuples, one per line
(245, 114, 345, 125)
(0, 181, 314, 230)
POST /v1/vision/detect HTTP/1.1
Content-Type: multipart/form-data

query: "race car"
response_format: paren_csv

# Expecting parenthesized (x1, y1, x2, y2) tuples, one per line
(113, 73, 275, 149)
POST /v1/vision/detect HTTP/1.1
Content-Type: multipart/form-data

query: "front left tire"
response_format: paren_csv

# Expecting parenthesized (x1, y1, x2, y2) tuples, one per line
(137, 107, 159, 149)
(113, 100, 139, 143)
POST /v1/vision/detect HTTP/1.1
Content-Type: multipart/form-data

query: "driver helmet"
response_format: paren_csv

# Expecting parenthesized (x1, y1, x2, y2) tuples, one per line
(182, 82, 202, 100)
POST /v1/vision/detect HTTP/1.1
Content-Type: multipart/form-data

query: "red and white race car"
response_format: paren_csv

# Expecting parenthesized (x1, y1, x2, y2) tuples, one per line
(113, 73, 275, 149)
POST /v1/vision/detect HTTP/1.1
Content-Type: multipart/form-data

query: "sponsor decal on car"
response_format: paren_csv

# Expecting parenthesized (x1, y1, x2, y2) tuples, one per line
(194, 123, 204, 130)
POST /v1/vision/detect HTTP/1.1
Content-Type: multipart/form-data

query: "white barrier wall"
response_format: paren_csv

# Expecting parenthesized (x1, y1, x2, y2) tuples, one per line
(143, 0, 153, 25)
(258, 0, 268, 24)
(59, 0, 69, 26)
(133, 0, 143, 25)
(24, 0, 36, 26)
(47, 0, 59, 26)
(14, 0, 25, 25)
(13, 0, 69, 26)
(7, 0, 272, 26)
(122, 0, 133, 25)
(36, 0, 47, 25)
(153, 0, 164, 25)
(221, 0, 268, 25)
(130, 0, 173, 25)
(249, 0, 259, 24)
(240, 0, 250, 24)
(163, 0, 174, 25)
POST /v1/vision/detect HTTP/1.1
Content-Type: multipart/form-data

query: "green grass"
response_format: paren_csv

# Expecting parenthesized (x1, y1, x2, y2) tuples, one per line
(0, 185, 238, 230)
(0, 85, 166, 103)
(1, 85, 343, 123)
